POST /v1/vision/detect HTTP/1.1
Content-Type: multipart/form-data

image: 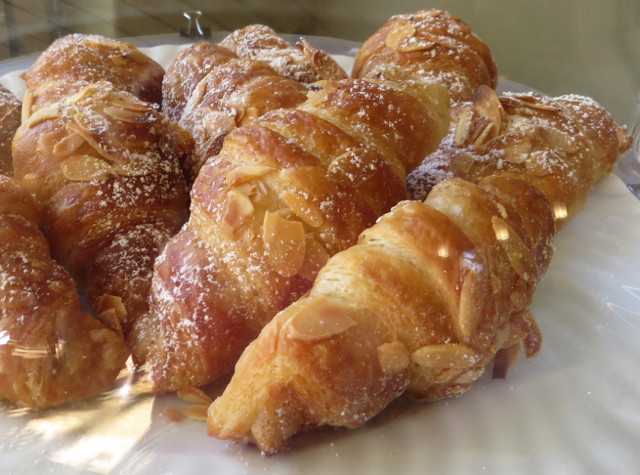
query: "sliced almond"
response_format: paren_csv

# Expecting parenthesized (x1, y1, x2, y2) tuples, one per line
(503, 139, 532, 164)
(26, 105, 59, 128)
(96, 308, 123, 338)
(66, 119, 127, 165)
(473, 85, 503, 134)
(297, 234, 331, 281)
(454, 107, 474, 146)
(377, 341, 411, 374)
(262, 211, 306, 277)
(412, 343, 480, 369)
(109, 54, 127, 66)
(385, 22, 416, 48)
(52, 132, 86, 158)
(285, 296, 357, 342)
(327, 148, 381, 188)
(176, 386, 214, 405)
(491, 216, 537, 283)
(163, 409, 181, 422)
(103, 106, 156, 124)
(225, 164, 275, 186)
(60, 155, 114, 182)
(98, 294, 127, 322)
(457, 269, 482, 337)
(281, 191, 323, 227)
(22, 89, 33, 123)
(181, 404, 209, 421)
(110, 99, 155, 112)
(221, 189, 254, 238)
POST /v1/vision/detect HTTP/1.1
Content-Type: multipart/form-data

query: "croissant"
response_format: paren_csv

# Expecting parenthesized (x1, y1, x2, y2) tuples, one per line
(0, 175, 129, 409)
(351, 9, 498, 104)
(163, 43, 309, 184)
(407, 86, 632, 228)
(130, 69, 450, 393)
(220, 25, 349, 85)
(207, 173, 553, 453)
(12, 81, 190, 337)
(22, 34, 165, 113)
(0, 85, 21, 176)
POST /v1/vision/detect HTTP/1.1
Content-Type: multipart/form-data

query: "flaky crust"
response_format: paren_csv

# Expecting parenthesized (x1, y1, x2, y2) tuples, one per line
(407, 87, 632, 228)
(352, 9, 498, 104)
(132, 71, 450, 393)
(220, 25, 348, 85)
(0, 176, 129, 409)
(12, 81, 190, 336)
(207, 174, 552, 453)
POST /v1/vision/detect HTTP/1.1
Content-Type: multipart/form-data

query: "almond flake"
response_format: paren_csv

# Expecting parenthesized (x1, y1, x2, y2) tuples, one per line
(222, 189, 254, 238)
(182, 404, 209, 421)
(103, 106, 156, 123)
(454, 108, 474, 146)
(110, 99, 154, 112)
(22, 89, 33, 123)
(66, 119, 128, 165)
(52, 132, 86, 158)
(26, 105, 59, 128)
(112, 153, 159, 177)
(377, 341, 411, 374)
(385, 22, 417, 48)
(281, 191, 323, 227)
(225, 164, 275, 186)
(60, 155, 114, 182)
(412, 343, 480, 369)
(285, 296, 357, 342)
(491, 216, 537, 283)
(262, 211, 306, 277)
(177, 386, 214, 405)
(98, 294, 127, 322)
(109, 54, 127, 65)
(163, 409, 181, 422)
(96, 308, 123, 338)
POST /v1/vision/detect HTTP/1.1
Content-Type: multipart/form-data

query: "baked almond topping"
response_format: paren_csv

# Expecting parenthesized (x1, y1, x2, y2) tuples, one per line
(22, 89, 33, 123)
(177, 386, 214, 405)
(281, 191, 323, 227)
(52, 132, 86, 158)
(182, 404, 209, 421)
(96, 308, 123, 338)
(103, 105, 155, 123)
(412, 343, 480, 368)
(98, 294, 127, 322)
(492, 216, 537, 283)
(225, 164, 275, 186)
(377, 341, 411, 374)
(385, 22, 417, 48)
(222, 189, 254, 238)
(286, 296, 357, 342)
(26, 105, 60, 127)
(60, 155, 114, 181)
(297, 234, 331, 281)
(262, 211, 306, 277)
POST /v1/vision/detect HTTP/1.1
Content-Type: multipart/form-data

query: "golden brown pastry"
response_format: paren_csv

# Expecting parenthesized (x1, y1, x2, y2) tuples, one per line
(12, 81, 190, 337)
(0, 175, 129, 409)
(351, 9, 498, 104)
(0, 85, 21, 176)
(207, 173, 553, 453)
(163, 43, 309, 185)
(130, 69, 450, 393)
(407, 86, 632, 228)
(220, 25, 349, 85)
(22, 34, 164, 113)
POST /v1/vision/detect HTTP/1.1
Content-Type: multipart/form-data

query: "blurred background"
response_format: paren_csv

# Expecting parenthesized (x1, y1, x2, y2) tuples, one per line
(0, 0, 639, 127)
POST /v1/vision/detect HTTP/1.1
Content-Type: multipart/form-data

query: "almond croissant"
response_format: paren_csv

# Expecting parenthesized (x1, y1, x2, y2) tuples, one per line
(23, 34, 164, 114)
(351, 9, 498, 104)
(131, 69, 450, 393)
(407, 86, 632, 228)
(207, 173, 553, 453)
(0, 175, 129, 409)
(12, 81, 190, 337)
(162, 42, 309, 185)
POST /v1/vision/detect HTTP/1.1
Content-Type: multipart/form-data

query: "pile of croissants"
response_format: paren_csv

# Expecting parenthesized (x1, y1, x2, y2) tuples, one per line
(0, 10, 631, 454)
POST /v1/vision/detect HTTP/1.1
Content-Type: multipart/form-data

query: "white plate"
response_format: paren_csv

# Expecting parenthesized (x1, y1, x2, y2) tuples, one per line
(1, 38, 639, 475)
